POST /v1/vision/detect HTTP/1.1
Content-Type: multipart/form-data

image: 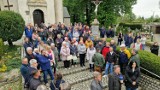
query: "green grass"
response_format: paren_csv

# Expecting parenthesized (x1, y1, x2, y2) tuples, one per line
(0, 45, 21, 72)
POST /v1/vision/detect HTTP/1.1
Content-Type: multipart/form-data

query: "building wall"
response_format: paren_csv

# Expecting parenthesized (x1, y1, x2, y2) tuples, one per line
(64, 18, 71, 26)
(54, 0, 63, 23)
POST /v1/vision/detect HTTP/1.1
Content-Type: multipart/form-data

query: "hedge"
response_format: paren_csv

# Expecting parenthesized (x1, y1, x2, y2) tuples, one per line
(119, 23, 142, 30)
(138, 50, 160, 76)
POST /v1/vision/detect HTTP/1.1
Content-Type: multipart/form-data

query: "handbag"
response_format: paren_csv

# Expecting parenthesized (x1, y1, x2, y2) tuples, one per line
(72, 55, 78, 62)
(67, 55, 72, 61)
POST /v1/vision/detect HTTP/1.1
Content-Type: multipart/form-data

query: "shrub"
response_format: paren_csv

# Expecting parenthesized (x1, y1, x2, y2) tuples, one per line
(0, 11, 25, 46)
(106, 38, 113, 42)
(0, 38, 4, 59)
(138, 50, 160, 76)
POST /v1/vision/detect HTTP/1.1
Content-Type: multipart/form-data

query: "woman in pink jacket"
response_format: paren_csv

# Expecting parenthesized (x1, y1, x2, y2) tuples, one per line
(60, 42, 70, 69)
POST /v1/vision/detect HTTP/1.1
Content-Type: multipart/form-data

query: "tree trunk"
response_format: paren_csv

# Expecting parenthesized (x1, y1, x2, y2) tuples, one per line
(8, 39, 13, 46)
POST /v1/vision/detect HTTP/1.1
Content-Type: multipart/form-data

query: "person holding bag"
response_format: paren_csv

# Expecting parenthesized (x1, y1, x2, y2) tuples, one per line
(60, 42, 70, 69)
(70, 41, 78, 67)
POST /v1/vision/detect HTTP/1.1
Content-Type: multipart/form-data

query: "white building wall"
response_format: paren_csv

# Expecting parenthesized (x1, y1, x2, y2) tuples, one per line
(54, 0, 63, 23)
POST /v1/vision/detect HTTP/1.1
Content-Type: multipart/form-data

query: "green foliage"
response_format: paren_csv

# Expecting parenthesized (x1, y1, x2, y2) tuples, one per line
(138, 50, 160, 76)
(0, 11, 25, 46)
(0, 38, 4, 59)
(106, 38, 112, 42)
(0, 45, 21, 72)
(64, 0, 137, 27)
(119, 23, 142, 30)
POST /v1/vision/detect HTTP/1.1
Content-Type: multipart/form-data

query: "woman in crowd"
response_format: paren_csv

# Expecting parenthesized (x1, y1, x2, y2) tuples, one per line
(117, 31, 123, 46)
(60, 42, 70, 69)
(51, 43, 59, 68)
(78, 41, 86, 67)
(125, 61, 140, 90)
(150, 42, 159, 56)
(85, 37, 93, 49)
(140, 35, 147, 50)
(37, 41, 45, 53)
(133, 39, 142, 51)
(87, 44, 96, 72)
(56, 34, 64, 61)
(70, 41, 78, 67)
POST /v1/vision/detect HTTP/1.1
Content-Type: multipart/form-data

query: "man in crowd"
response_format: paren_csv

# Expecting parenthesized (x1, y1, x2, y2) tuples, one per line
(108, 65, 123, 90)
(104, 47, 117, 77)
(29, 69, 42, 90)
(20, 58, 30, 88)
(119, 44, 131, 74)
(92, 48, 105, 73)
(90, 71, 103, 90)
(129, 49, 140, 68)
(25, 47, 37, 63)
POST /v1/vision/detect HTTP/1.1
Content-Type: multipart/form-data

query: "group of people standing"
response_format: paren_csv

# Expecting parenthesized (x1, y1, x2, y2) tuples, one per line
(21, 22, 159, 90)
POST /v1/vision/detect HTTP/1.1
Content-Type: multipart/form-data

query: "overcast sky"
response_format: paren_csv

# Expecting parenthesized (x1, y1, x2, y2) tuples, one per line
(132, 0, 160, 18)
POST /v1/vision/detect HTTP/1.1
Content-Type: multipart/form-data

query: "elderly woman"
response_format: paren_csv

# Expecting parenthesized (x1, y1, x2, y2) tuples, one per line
(29, 59, 38, 74)
(60, 42, 70, 69)
(78, 41, 86, 67)
(87, 44, 96, 72)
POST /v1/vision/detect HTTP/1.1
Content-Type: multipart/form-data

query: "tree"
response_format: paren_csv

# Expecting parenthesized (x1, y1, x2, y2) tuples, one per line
(64, 0, 137, 27)
(0, 11, 25, 46)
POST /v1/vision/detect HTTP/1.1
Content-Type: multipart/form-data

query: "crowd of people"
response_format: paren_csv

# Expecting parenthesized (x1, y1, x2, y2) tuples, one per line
(20, 22, 159, 90)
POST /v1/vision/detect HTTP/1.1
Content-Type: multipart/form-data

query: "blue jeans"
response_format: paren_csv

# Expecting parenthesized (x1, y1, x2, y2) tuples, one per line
(43, 68, 54, 84)
(105, 63, 113, 75)
(126, 87, 137, 90)
(142, 44, 145, 50)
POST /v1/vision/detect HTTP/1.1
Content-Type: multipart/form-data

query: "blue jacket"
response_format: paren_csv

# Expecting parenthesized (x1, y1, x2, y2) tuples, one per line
(20, 64, 30, 83)
(125, 37, 133, 47)
(119, 51, 128, 64)
(36, 54, 52, 71)
(70, 45, 78, 55)
(25, 28, 33, 39)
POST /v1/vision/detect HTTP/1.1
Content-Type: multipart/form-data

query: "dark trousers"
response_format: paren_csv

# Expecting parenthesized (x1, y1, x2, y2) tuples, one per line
(119, 63, 128, 74)
(63, 60, 70, 68)
(79, 54, 85, 67)
(89, 64, 94, 72)
(118, 40, 122, 45)
(43, 68, 54, 84)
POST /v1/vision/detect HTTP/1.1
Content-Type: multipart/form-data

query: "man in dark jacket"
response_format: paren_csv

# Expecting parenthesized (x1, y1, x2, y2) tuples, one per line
(29, 69, 42, 90)
(108, 65, 122, 90)
(95, 41, 104, 51)
(104, 47, 117, 76)
(20, 58, 30, 88)
(36, 50, 54, 84)
(23, 37, 33, 54)
(99, 26, 106, 38)
(25, 47, 37, 63)
(125, 33, 133, 48)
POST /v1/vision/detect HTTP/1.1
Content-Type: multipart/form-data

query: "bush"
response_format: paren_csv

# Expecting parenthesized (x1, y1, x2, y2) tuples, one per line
(119, 23, 142, 30)
(138, 50, 160, 76)
(0, 11, 25, 46)
(106, 38, 112, 42)
(0, 38, 4, 59)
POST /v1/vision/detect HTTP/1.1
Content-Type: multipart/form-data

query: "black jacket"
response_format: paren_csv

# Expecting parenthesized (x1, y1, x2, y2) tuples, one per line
(150, 45, 159, 55)
(125, 66, 140, 89)
(108, 72, 121, 90)
(106, 52, 117, 63)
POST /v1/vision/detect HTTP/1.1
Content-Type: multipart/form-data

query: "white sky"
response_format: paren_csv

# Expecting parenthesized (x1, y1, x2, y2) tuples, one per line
(132, 0, 160, 18)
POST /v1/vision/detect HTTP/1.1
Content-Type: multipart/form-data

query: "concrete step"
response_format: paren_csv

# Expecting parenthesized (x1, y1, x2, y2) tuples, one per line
(71, 77, 108, 90)
(58, 65, 89, 76)
(63, 70, 94, 86)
